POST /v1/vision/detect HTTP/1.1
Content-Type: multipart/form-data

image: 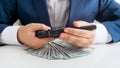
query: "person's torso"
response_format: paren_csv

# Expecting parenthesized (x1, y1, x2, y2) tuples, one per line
(16, 0, 99, 27)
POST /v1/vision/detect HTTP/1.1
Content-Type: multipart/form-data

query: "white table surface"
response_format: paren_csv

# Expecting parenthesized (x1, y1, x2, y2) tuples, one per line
(0, 42, 120, 68)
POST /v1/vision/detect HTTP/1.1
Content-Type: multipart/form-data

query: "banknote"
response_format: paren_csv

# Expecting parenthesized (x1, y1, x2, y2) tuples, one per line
(25, 39, 94, 60)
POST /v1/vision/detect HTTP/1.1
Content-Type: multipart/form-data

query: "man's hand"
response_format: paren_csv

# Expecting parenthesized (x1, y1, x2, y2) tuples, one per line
(18, 23, 54, 49)
(59, 21, 96, 48)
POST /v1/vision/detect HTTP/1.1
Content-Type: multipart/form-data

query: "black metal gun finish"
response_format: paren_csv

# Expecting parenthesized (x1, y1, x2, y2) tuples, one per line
(36, 25, 96, 38)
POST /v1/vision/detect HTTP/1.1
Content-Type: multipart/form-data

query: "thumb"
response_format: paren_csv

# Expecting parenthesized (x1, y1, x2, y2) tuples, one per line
(73, 21, 90, 27)
(27, 23, 51, 32)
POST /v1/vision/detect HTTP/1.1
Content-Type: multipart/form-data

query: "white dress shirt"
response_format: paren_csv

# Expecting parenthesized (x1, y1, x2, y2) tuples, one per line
(0, 0, 112, 45)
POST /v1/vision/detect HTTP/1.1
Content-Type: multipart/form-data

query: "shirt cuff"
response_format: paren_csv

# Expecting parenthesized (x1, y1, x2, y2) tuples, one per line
(1, 26, 22, 45)
(92, 23, 112, 44)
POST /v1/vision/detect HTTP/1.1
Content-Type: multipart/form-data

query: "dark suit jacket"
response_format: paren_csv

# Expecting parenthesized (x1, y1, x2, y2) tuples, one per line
(0, 0, 120, 42)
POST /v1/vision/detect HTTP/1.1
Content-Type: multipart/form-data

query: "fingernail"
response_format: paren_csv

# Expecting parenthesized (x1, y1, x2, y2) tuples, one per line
(74, 22, 80, 27)
(73, 21, 78, 25)
(75, 21, 78, 25)
(47, 26, 51, 30)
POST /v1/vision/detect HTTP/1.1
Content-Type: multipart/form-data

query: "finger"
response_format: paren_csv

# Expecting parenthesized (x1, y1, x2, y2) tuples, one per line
(73, 21, 90, 27)
(27, 23, 51, 31)
(35, 37, 54, 42)
(59, 33, 92, 48)
(64, 28, 94, 38)
(31, 37, 54, 49)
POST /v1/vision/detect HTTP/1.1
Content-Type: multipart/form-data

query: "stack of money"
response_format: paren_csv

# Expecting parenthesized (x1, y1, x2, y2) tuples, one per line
(25, 39, 94, 60)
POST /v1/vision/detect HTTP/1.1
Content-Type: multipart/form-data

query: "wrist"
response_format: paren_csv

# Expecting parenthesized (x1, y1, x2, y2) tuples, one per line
(17, 26, 25, 44)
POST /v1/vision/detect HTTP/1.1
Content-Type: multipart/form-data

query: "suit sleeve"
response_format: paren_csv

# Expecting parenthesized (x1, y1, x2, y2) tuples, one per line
(96, 0, 120, 42)
(0, 0, 18, 33)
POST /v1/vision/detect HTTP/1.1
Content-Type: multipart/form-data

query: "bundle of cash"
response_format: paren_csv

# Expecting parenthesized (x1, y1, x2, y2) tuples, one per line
(25, 39, 94, 60)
